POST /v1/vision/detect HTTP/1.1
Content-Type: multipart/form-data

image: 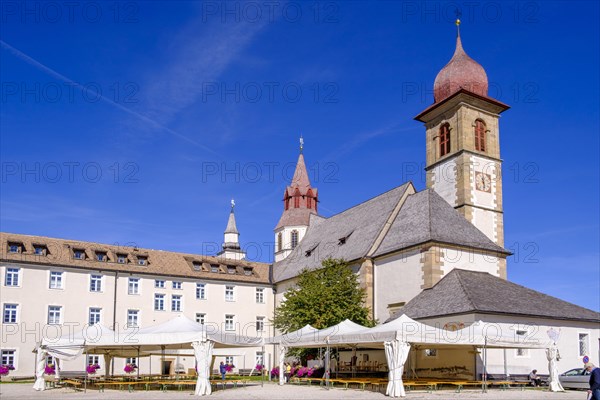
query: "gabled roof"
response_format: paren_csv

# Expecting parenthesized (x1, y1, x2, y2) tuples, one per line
(373, 189, 508, 257)
(397, 269, 600, 323)
(273, 183, 412, 282)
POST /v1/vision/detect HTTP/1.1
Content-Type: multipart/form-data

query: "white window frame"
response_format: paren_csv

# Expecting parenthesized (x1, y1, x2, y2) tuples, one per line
(126, 357, 137, 366)
(171, 295, 182, 312)
(579, 332, 590, 357)
(128, 277, 140, 295)
(225, 285, 235, 302)
(5, 267, 20, 287)
(196, 283, 206, 300)
(89, 307, 101, 325)
(256, 316, 265, 332)
(90, 274, 102, 292)
(172, 281, 182, 290)
(49, 271, 64, 289)
(127, 309, 139, 327)
(515, 330, 530, 357)
(225, 315, 234, 331)
(255, 288, 264, 303)
(154, 294, 165, 311)
(1, 350, 16, 368)
(195, 313, 205, 325)
(225, 356, 234, 365)
(88, 355, 100, 366)
(256, 352, 264, 366)
(3, 303, 18, 324)
(48, 305, 62, 325)
(155, 279, 165, 288)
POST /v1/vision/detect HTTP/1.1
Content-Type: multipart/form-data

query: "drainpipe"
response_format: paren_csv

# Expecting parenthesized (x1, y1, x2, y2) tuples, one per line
(111, 271, 118, 375)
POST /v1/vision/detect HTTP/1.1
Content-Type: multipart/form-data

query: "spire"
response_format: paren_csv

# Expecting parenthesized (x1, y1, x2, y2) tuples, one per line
(224, 199, 238, 234)
(291, 152, 311, 189)
(219, 199, 245, 260)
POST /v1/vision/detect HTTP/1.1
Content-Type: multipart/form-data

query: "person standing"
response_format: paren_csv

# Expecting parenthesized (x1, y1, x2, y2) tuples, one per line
(586, 362, 600, 400)
(219, 361, 226, 381)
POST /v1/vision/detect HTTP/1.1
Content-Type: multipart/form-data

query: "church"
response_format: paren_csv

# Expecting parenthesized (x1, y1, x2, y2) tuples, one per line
(1, 24, 598, 379)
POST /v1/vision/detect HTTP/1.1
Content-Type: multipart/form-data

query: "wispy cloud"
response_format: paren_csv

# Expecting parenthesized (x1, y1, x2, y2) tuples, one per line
(0, 40, 221, 156)
(142, 19, 269, 125)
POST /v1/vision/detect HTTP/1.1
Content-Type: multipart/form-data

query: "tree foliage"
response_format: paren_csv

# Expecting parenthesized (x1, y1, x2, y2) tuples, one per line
(272, 258, 376, 333)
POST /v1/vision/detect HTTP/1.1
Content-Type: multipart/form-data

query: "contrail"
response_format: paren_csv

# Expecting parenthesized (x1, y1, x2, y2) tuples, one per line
(1, 40, 221, 157)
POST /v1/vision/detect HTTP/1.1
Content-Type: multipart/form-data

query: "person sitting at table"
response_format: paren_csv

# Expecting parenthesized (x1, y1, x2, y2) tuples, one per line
(529, 369, 542, 386)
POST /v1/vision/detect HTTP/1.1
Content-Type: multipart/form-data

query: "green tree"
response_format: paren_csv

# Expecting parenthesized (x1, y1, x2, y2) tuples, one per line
(273, 258, 376, 333)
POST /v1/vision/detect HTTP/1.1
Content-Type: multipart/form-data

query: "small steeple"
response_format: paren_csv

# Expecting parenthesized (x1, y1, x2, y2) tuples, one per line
(218, 199, 245, 260)
(224, 199, 239, 234)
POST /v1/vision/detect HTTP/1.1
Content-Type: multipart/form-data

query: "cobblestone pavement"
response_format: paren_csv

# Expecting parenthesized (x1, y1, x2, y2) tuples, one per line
(0, 382, 587, 399)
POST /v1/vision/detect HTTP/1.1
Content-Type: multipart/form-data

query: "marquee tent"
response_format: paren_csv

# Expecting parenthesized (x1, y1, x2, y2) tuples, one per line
(35, 315, 264, 396)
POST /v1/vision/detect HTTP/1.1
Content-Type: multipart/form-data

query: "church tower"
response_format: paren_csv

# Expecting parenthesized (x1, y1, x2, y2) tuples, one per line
(415, 20, 509, 251)
(217, 199, 246, 260)
(274, 138, 319, 262)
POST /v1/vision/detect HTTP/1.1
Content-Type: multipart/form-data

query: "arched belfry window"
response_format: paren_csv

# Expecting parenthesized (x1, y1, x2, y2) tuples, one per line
(475, 119, 486, 152)
(439, 123, 451, 157)
(277, 232, 283, 252)
(290, 230, 299, 249)
(294, 196, 300, 208)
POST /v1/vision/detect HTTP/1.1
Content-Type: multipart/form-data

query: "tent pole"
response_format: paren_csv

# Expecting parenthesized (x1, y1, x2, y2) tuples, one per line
(84, 350, 88, 393)
(483, 338, 488, 393)
(325, 342, 330, 390)
(261, 345, 265, 387)
(137, 347, 140, 379)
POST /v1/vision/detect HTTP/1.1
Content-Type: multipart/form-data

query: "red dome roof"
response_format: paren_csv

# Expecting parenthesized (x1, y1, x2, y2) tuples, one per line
(433, 35, 488, 103)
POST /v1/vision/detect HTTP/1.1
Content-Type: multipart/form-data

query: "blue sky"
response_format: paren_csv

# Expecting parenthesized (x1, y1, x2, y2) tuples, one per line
(1, 1, 598, 312)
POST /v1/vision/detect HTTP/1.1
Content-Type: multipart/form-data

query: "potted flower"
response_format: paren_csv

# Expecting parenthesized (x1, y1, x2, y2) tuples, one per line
(0, 365, 10, 376)
(86, 364, 99, 374)
(45, 364, 55, 375)
(224, 363, 235, 373)
(124, 363, 137, 374)
(270, 366, 279, 379)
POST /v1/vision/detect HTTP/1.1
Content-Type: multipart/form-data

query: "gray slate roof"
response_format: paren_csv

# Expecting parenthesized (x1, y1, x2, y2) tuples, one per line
(373, 189, 507, 257)
(397, 269, 600, 323)
(273, 184, 509, 283)
(273, 183, 411, 282)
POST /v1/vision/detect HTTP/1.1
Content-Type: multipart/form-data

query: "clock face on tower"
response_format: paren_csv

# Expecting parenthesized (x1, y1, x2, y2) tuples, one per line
(475, 172, 492, 192)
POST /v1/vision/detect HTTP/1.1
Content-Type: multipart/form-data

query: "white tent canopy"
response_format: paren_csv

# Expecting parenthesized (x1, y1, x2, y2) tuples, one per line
(36, 315, 264, 396)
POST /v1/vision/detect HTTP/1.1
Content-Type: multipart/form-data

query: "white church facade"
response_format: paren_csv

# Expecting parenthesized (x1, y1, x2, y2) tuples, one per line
(1, 27, 598, 379)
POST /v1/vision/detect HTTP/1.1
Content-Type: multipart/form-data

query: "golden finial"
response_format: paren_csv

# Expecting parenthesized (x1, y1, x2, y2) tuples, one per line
(455, 18, 461, 26)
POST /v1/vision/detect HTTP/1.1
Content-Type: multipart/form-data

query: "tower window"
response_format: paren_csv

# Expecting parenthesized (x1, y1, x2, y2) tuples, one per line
(294, 195, 300, 208)
(277, 232, 282, 252)
(290, 230, 299, 249)
(284, 195, 290, 211)
(306, 196, 312, 208)
(439, 123, 451, 157)
(475, 119, 486, 152)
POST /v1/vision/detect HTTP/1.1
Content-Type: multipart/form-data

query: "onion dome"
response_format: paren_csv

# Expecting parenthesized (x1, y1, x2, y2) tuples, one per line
(433, 30, 488, 103)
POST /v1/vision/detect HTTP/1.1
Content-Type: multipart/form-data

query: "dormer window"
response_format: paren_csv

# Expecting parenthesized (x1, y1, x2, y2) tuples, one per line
(33, 245, 47, 255)
(192, 261, 202, 271)
(305, 244, 318, 257)
(7, 242, 23, 253)
(338, 231, 354, 246)
(95, 251, 107, 262)
(210, 264, 219, 273)
(73, 249, 85, 260)
(137, 256, 147, 266)
(227, 266, 236, 274)
(116, 254, 127, 264)
(243, 267, 253, 276)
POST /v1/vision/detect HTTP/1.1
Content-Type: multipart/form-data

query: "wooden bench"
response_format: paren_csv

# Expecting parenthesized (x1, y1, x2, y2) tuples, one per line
(403, 381, 437, 393)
